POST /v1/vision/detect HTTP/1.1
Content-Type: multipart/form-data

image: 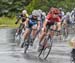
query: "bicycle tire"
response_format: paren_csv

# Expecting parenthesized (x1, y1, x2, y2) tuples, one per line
(24, 44, 29, 53)
(38, 35, 53, 59)
(70, 52, 75, 63)
(44, 40, 52, 59)
(24, 31, 32, 54)
(71, 56, 75, 63)
(64, 28, 68, 37)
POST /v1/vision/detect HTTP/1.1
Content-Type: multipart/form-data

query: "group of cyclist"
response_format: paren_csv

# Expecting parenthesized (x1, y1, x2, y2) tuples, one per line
(15, 7, 75, 58)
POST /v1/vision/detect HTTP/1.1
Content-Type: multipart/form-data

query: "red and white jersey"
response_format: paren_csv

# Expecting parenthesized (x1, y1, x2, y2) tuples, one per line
(46, 13, 61, 24)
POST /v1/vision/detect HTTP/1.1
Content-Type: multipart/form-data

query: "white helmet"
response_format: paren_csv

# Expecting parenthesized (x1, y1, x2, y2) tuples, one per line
(32, 10, 38, 16)
(38, 9, 42, 14)
(59, 8, 63, 11)
(42, 12, 46, 16)
(22, 10, 27, 14)
(73, 8, 75, 11)
(66, 12, 70, 16)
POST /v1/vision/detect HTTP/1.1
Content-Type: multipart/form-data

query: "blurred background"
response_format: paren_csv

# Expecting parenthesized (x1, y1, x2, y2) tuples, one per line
(0, 0, 75, 27)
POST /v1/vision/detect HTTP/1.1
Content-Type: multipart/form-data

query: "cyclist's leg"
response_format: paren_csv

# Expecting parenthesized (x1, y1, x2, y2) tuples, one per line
(23, 21, 27, 30)
(44, 29, 51, 48)
(20, 21, 33, 47)
(16, 23, 23, 35)
(39, 23, 53, 44)
(38, 28, 46, 51)
(62, 20, 66, 26)
(62, 20, 69, 36)
(39, 28, 46, 44)
(57, 22, 61, 31)
(56, 22, 61, 35)
(31, 24, 38, 39)
(23, 28, 31, 41)
(49, 24, 56, 39)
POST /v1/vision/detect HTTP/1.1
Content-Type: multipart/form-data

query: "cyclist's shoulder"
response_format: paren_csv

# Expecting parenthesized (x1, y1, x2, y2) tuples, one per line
(46, 13, 52, 18)
(28, 15, 33, 19)
(26, 13, 29, 18)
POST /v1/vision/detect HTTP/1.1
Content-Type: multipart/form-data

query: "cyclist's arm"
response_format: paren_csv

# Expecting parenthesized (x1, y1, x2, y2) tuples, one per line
(44, 19, 48, 27)
(43, 14, 51, 28)
(37, 17, 41, 29)
(25, 18, 29, 25)
(37, 21, 41, 30)
(15, 15, 21, 24)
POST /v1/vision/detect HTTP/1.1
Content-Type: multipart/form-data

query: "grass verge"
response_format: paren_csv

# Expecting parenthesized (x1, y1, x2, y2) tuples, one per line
(0, 17, 19, 28)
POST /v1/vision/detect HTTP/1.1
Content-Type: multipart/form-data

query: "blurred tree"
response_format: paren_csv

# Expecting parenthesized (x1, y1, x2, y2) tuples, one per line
(0, 0, 75, 17)
(0, 0, 31, 17)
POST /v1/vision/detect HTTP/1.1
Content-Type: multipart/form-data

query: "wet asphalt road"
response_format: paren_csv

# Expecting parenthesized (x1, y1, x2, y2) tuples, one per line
(0, 28, 74, 63)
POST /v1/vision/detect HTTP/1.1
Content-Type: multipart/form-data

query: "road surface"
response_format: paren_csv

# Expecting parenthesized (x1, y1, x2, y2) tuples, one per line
(0, 28, 74, 63)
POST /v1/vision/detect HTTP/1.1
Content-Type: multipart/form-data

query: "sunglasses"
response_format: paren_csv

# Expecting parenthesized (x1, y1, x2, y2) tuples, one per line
(54, 13, 58, 15)
(33, 16, 37, 17)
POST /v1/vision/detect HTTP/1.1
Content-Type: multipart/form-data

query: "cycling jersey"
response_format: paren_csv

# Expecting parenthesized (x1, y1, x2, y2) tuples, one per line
(46, 13, 61, 24)
(62, 15, 72, 24)
(62, 15, 69, 21)
(71, 11, 75, 16)
(27, 15, 39, 28)
(59, 11, 64, 19)
(26, 13, 29, 18)
(19, 14, 28, 22)
(29, 15, 39, 21)
(16, 13, 29, 24)
(71, 11, 75, 23)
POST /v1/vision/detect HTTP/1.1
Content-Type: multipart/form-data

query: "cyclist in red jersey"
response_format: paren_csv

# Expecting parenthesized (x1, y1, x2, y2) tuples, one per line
(38, 7, 61, 45)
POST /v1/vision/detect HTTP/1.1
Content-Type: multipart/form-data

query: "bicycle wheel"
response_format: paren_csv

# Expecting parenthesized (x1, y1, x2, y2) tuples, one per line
(71, 56, 75, 63)
(15, 25, 23, 41)
(24, 37, 33, 53)
(24, 44, 29, 54)
(38, 35, 53, 59)
(24, 31, 32, 54)
(71, 54, 75, 63)
(64, 28, 68, 37)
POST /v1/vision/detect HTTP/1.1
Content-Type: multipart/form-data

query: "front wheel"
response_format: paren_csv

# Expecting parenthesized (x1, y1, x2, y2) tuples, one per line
(24, 44, 29, 54)
(38, 35, 53, 59)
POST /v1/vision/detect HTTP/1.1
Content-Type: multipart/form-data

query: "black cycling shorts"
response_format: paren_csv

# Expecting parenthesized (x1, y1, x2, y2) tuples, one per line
(46, 22, 55, 29)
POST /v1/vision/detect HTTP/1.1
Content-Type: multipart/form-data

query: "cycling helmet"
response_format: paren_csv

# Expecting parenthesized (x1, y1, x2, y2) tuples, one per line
(38, 9, 42, 14)
(32, 10, 38, 16)
(22, 10, 27, 14)
(59, 8, 63, 11)
(42, 12, 46, 16)
(50, 7, 60, 14)
(66, 12, 70, 16)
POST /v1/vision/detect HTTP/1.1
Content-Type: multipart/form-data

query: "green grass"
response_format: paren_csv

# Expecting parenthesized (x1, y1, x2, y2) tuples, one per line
(0, 17, 19, 28)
